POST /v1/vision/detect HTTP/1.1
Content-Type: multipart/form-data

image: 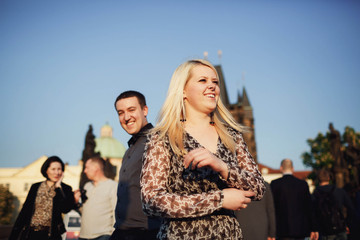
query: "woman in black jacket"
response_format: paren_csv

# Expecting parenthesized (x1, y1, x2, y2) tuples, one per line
(9, 156, 75, 240)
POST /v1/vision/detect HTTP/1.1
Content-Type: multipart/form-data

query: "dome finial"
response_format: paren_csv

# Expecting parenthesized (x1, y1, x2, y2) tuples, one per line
(217, 50, 222, 63)
(101, 123, 113, 137)
(203, 51, 208, 60)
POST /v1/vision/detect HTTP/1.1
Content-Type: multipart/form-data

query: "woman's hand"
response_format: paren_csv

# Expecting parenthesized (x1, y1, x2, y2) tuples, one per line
(222, 188, 255, 210)
(183, 148, 228, 179)
(310, 232, 319, 240)
(55, 172, 64, 188)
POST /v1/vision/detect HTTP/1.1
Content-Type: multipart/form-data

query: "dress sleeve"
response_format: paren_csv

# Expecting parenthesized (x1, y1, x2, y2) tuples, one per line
(141, 133, 224, 219)
(225, 132, 265, 200)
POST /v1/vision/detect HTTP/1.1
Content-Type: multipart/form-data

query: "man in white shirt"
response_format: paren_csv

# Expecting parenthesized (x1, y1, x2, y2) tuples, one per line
(74, 156, 117, 240)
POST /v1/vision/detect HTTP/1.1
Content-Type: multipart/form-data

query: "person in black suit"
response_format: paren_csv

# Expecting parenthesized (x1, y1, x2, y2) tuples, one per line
(271, 159, 318, 240)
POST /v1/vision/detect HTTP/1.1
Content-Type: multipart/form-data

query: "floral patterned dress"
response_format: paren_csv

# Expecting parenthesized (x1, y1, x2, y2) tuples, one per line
(141, 127, 265, 240)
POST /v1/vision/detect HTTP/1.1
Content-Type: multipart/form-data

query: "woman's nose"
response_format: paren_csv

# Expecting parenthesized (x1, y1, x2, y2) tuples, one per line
(208, 82, 216, 90)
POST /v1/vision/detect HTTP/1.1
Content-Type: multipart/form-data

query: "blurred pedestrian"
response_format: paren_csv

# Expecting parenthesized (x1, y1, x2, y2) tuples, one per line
(235, 181, 276, 240)
(312, 168, 355, 240)
(271, 158, 318, 240)
(74, 156, 117, 240)
(9, 156, 75, 240)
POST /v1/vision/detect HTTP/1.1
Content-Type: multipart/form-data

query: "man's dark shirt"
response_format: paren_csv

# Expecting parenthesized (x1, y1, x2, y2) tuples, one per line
(312, 184, 355, 235)
(114, 123, 160, 230)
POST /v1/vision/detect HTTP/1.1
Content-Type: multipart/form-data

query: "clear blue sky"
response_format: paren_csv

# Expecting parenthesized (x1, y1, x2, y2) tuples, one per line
(1, 0, 359, 171)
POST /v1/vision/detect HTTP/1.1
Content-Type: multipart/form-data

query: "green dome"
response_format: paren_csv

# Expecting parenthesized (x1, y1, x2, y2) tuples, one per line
(95, 137, 126, 159)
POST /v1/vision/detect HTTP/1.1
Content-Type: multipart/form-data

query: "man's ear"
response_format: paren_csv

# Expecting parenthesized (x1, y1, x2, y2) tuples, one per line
(143, 105, 149, 117)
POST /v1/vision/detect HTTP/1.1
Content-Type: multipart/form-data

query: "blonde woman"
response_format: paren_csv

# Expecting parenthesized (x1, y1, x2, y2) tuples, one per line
(141, 59, 265, 239)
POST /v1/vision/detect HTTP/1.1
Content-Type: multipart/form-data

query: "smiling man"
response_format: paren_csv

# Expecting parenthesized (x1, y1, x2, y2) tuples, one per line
(110, 90, 160, 240)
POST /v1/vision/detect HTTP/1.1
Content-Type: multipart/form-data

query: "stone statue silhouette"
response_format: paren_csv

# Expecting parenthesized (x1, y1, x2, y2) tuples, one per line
(104, 158, 117, 180)
(344, 127, 360, 187)
(329, 123, 348, 188)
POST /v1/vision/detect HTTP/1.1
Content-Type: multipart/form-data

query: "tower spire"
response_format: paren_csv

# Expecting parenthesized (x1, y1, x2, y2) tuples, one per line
(242, 86, 251, 107)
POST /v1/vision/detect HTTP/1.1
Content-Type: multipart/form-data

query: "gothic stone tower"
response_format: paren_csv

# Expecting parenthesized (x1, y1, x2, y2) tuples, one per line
(215, 65, 258, 163)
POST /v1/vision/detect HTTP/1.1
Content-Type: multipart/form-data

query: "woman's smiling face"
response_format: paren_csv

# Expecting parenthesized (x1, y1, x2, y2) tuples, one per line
(183, 64, 220, 115)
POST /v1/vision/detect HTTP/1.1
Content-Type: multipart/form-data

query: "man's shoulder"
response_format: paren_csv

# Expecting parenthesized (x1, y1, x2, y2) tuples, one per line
(100, 179, 118, 194)
(104, 178, 118, 186)
(138, 123, 153, 138)
(271, 175, 306, 185)
(84, 181, 94, 189)
(133, 132, 149, 146)
(271, 175, 288, 184)
(270, 177, 280, 186)
(285, 175, 308, 186)
(270, 177, 284, 191)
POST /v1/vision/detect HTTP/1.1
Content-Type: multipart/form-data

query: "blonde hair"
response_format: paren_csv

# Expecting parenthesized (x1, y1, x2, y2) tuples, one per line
(152, 59, 246, 156)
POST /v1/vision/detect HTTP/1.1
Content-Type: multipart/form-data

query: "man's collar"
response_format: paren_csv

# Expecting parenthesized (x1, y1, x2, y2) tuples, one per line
(127, 123, 153, 147)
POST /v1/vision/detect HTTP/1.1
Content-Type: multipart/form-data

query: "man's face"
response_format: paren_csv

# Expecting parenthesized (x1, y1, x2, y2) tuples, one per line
(115, 96, 148, 135)
(84, 159, 98, 181)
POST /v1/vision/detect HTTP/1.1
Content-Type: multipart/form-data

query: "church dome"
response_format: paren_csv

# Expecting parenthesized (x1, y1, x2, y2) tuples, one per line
(95, 123, 126, 159)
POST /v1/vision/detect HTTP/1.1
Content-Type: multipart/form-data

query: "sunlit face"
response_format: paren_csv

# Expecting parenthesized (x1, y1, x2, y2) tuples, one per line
(84, 159, 98, 181)
(115, 96, 148, 135)
(46, 162, 63, 182)
(183, 65, 220, 115)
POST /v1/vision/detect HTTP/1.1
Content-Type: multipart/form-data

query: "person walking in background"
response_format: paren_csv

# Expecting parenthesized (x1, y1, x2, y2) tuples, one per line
(271, 158, 318, 240)
(235, 181, 276, 240)
(110, 90, 161, 240)
(9, 156, 75, 240)
(74, 156, 117, 240)
(140, 59, 265, 239)
(312, 168, 355, 240)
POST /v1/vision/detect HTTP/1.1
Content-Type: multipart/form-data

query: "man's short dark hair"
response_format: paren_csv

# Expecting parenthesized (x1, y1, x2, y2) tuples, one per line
(318, 168, 331, 183)
(88, 155, 106, 172)
(41, 156, 65, 179)
(114, 90, 147, 109)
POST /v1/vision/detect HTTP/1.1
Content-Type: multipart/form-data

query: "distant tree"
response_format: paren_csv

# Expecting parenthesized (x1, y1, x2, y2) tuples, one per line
(343, 126, 360, 187)
(0, 185, 15, 225)
(79, 124, 98, 189)
(302, 124, 360, 189)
